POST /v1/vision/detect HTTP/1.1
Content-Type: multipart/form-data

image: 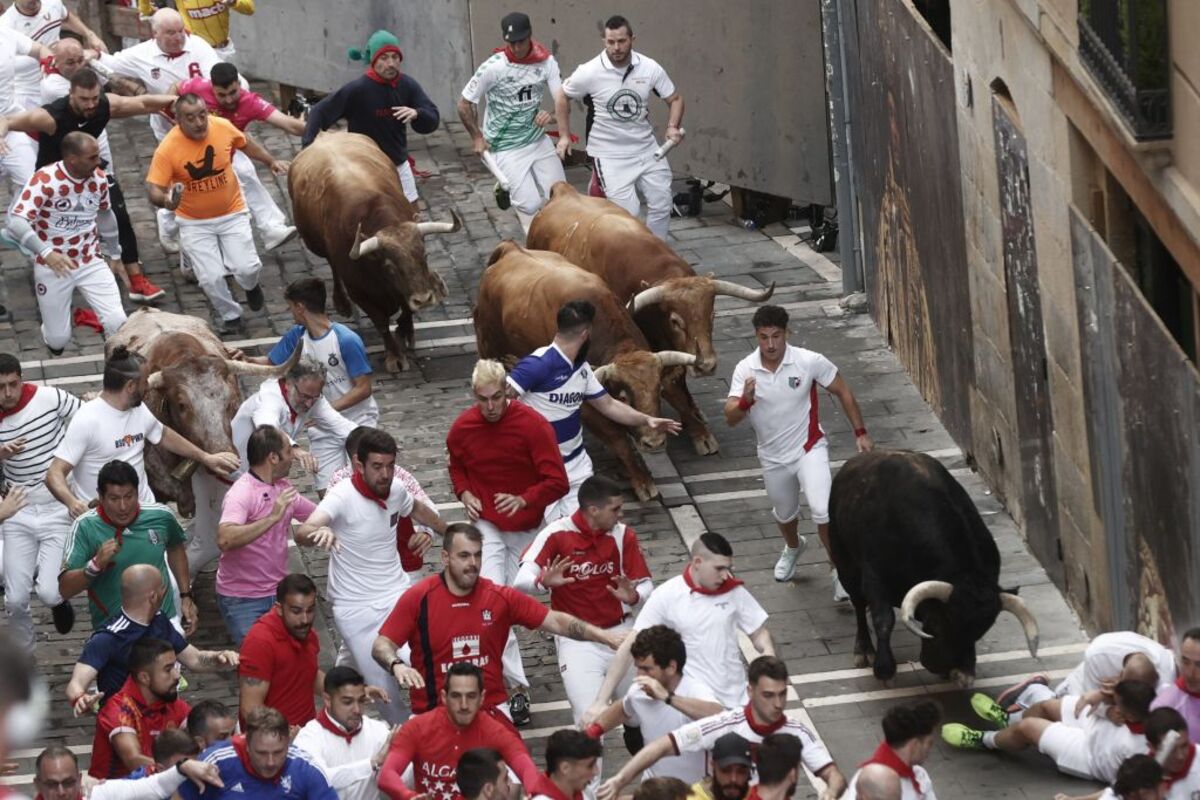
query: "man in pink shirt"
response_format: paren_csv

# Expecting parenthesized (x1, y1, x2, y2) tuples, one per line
(216, 425, 336, 644)
(177, 61, 305, 250)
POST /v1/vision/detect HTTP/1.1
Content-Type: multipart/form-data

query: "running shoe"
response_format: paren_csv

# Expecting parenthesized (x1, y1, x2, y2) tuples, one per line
(942, 723, 985, 750)
(774, 539, 806, 582)
(509, 690, 531, 728)
(832, 569, 850, 602)
(970, 693, 1009, 727)
(128, 273, 166, 302)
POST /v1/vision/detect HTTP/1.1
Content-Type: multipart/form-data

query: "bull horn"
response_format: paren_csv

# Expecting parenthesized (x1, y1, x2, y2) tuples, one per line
(899, 580, 953, 640)
(653, 351, 698, 368)
(1000, 592, 1040, 658)
(225, 339, 304, 378)
(593, 364, 615, 384)
(711, 279, 776, 302)
(147, 371, 165, 390)
(349, 224, 381, 259)
(415, 210, 463, 237)
(628, 285, 666, 313)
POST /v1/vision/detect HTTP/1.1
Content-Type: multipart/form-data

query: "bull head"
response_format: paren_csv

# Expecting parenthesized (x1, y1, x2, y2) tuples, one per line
(348, 212, 461, 312)
(594, 351, 695, 450)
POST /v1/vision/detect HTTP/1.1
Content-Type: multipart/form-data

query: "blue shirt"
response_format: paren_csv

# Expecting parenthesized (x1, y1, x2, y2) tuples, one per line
(508, 343, 607, 464)
(180, 739, 337, 800)
(268, 323, 377, 425)
(79, 610, 188, 700)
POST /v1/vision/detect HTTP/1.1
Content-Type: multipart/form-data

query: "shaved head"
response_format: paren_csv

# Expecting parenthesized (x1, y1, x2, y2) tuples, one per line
(150, 8, 182, 31)
(121, 564, 163, 603)
(855, 765, 901, 800)
(52, 37, 82, 57)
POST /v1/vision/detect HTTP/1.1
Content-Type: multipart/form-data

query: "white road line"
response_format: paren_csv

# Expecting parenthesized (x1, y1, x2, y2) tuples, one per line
(682, 448, 963, 485)
(788, 642, 1088, 686)
(800, 668, 1075, 708)
(691, 467, 974, 505)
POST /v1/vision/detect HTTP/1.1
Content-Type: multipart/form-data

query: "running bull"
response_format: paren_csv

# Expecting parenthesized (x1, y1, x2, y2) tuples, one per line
(828, 450, 1040, 687)
(289, 131, 460, 372)
(526, 181, 773, 456)
(474, 241, 696, 501)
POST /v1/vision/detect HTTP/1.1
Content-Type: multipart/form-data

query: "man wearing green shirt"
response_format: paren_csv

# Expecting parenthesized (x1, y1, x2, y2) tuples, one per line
(59, 460, 194, 634)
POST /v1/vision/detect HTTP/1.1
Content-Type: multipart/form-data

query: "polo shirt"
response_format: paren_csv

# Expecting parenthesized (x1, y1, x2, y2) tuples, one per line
(178, 77, 277, 132)
(507, 343, 606, 466)
(239, 609, 320, 726)
(632, 572, 768, 708)
(217, 471, 317, 598)
(728, 345, 838, 467)
(378, 574, 549, 713)
(560, 50, 676, 158)
(79, 609, 189, 700)
(517, 510, 651, 628)
(61, 504, 187, 629)
(90, 677, 190, 779)
(670, 706, 833, 778)
(180, 735, 337, 800)
(622, 674, 718, 783)
(315, 475, 414, 606)
(106, 34, 225, 139)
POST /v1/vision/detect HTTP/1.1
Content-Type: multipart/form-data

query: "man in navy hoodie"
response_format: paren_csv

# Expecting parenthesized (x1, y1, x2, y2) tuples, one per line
(302, 29, 439, 204)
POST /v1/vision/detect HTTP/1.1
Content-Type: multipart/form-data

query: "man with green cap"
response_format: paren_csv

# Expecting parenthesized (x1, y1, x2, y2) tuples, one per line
(302, 30, 439, 204)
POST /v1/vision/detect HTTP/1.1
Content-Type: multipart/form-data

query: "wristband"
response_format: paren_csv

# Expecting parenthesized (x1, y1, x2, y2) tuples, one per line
(179, 591, 193, 599)
(854, 427, 868, 437)
(737, 396, 754, 411)
(175, 758, 191, 776)
(390, 657, 407, 673)
(584, 723, 604, 739)
(85, 558, 102, 578)
(665, 691, 675, 707)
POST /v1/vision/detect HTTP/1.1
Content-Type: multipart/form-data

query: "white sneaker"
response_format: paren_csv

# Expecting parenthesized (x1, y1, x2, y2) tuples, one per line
(159, 231, 180, 254)
(178, 252, 196, 283)
(262, 225, 297, 251)
(832, 569, 850, 602)
(773, 539, 806, 582)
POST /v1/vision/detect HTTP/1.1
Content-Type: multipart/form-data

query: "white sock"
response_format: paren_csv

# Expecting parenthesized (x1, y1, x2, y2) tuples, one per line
(1008, 709, 1023, 724)
(982, 731, 999, 749)
(1017, 683, 1054, 709)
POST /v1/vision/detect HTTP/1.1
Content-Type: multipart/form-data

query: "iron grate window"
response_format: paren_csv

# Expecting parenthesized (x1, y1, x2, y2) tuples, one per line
(1078, 0, 1171, 141)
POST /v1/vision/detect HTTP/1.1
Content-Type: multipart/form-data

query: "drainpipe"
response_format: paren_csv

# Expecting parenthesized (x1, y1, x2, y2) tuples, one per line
(820, 0, 863, 295)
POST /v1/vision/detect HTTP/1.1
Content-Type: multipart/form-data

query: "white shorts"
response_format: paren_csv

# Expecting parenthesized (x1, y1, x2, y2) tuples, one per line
(555, 620, 633, 723)
(397, 161, 418, 203)
(542, 450, 592, 524)
(177, 211, 262, 322)
(491, 136, 566, 216)
(1038, 721, 1092, 779)
(762, 443, 833, 525)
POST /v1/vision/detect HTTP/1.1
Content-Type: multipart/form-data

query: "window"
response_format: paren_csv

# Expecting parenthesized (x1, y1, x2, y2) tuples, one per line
(1078, 0, 1171, 140)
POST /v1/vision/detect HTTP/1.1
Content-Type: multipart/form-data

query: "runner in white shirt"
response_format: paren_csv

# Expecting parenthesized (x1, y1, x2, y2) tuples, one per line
(845, 702, 940, 800)
(0, 0, 106, 110)
(0, 27, 51, 198)
(725, 304, 873, 600)
(596, 656, 847, 800)
(230, 357, 357, 480)
(458, 12, 566, 233)
(292, 666, 395, 800)
(297, 428, 447, 725)
(4, 133, 126, 353)
(585, 626, 723, 785)
(45, 345, 240, 517)
(584, 533, 774, 723)
(554, 15, 684, 240)
(0, 353, 79, 651)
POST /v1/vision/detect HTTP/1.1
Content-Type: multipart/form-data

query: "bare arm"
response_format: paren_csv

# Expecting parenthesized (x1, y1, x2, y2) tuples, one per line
(112, 732, 154, 772)
(748, 624, 776, 656)
(597, 736, 675, 800)
(582, 629, 637, 724)
(238, 134, 286, 173)
(540, 610, 625, 650)
(456, 98, 483, 143)
(160, 426, 239, 477)
(177, 645, 239, 672)
(145, 181, 178, 211)
(554, 88, 571, 157)
(239, 675, 270, 719)
(107, 93, 177, 119)
(665, 691, 724, 721)
(295, 508, 333, 541)
(167, 543, 196, 636)
(0, 107, 57, 138)
(409, 501, 446, 536)
(65, 661, 99, 706)
(592, 698, 629, 733)
(815, 764, 847, 800)
(46, 457, 89, 517)
(63, 10, 106, 52)
(824, 375, 873, 452)
(663, 93, 685, 140)
(263, 109, 306, 137)
(588, 394, 681, 434)
(330, 374, 372, 413)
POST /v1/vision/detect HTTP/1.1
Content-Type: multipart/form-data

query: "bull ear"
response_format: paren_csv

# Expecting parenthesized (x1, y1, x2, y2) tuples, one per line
(147, 371, 165, 390)
(593, 364, 615, 385)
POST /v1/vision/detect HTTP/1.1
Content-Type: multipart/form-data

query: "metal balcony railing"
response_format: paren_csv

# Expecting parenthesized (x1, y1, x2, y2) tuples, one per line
(1078, 0, 1172, 141)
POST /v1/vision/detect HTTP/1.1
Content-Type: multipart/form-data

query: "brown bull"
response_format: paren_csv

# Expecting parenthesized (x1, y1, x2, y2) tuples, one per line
(106, 309, 299, 516)
(474, 241, 696, 500)
(526, 181, 774, 456)
(288, 132, 460, 373)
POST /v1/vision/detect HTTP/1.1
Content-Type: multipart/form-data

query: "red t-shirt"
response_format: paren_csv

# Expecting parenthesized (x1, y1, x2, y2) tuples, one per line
(238, 609, 320, 726)
(90, 677, 190, 779)
(378, 574, 549, 713)
(523, 510, 651, 628)
(377, 707, 541, 800)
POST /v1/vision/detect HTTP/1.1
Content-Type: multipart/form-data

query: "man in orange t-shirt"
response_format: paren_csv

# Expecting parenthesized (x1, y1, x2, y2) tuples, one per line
(146, 93, 288, 332)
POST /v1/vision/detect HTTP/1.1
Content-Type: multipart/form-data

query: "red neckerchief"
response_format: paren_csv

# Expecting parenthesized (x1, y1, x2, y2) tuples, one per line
(859, 742, 919, 793)
(743, 704, 786, 736)
(316, 708, 360, 744)
(232, 734, 282, 784)
(682, 564, 744, 596)
(97, 502, 138, 547)
(532, 773, 581, 800)
(277, 379, 299, 423)
(40, 56, 58, 76)
(1127, 720, 1146, 734)
(1164, 744, 1198, 787)
(570, 509, 604, 539)
(494, 40, 551, 64)
(0, 383, 36, 420)
(365, 67, 400, 87)
(1177, 676, 1200, 699)
(351, 471, 389, 508)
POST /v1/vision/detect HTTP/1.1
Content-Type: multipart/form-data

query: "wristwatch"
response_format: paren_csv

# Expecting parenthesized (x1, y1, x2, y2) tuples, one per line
(179, 591, 194, 599)
(389, 657, 406, 673)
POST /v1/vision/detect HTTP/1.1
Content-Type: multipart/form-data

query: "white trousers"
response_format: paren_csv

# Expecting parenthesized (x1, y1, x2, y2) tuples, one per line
(593, 153, 673, 240)
(477, 521, 537, 689)
(33, 259, 126, 350)
(492, 136, 566, 217)
(333, 596, 410, 724)
(542, 450, 592, 524)
(3, 499, 71, 653)
(214, 42, 237, 62)
(396, 161, 418, 203)
(762, 443, 833, 525)
(2, 131, 36, 200)
(232, 150, 288, 233)
(555, 620, 633, 724)
(177, 211, 262, 322)
(186, 471, 231, 576)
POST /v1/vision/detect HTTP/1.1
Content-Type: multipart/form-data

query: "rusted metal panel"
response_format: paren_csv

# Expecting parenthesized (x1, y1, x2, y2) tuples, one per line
(844, 0, 973, 448)
(991, 97, 1063, 585)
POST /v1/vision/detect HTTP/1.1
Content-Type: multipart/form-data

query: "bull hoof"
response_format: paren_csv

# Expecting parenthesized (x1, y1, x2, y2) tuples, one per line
(949, 669, 975, 689)
(633, 480, 660, 502)
(853, 653, 870, 669)
(385, 354, 407, 374)
(691, 432, 720, 456)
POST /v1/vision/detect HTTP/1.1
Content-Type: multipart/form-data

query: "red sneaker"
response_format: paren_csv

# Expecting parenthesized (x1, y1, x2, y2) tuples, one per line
(128, 273, 166, 302)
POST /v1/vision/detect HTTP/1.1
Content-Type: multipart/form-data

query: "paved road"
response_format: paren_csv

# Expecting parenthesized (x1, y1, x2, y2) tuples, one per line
(0, 103, 1097, 799)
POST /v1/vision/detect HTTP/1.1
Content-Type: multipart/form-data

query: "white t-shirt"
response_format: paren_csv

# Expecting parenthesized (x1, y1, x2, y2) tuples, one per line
(633, 575, 769, 709)
(1085, 716, 1147, 784)
(671, 707, 834, 778)
(267, 323, 378, 429)
(461, 51, 562, 153)
(292, 715, 391, 800)
(728, 345, 839, 467)
(622, 674, 719, 784)
(845, 765, 937, 800)
(230, 378, 357, 469)
(106, 35, 224, 139)
(53, 397, 164, 504)
(1057, 631, 1178, 696)
(0, 0, 66, 109)
(0, 28, 36, 115)
(561, 50, 675, 158)
(315, 476, 414, 606)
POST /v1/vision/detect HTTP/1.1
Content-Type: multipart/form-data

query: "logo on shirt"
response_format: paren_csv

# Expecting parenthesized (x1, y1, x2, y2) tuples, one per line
(570, 561, 616, 579)
(327, 353, 340, 367)
(150, 67, 161, 80)
(547, 391, 584, 405)
(517, 84, 534, 102)
(788, 377, 802, 389)
(607, 89, 644, 122)
(184, 146, 223, 181)
(36, 283, 46, 295)
(228, 782, 244, 793)
(280, 775, 293, 794)
(452, 635, 480, 658)
(481, 609, 492, 623)
(147, 529, 160, 545)
(114, 432, 145, 449)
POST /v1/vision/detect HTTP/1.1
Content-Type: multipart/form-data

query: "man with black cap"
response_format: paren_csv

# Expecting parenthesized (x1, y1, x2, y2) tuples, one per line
(686, 733, 752, 800)
(304, 29, 439, 204)
(457, 12, 567, 233)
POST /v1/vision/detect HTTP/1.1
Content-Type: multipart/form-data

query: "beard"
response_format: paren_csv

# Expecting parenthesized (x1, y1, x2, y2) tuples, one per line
(130, 390, 144, 407)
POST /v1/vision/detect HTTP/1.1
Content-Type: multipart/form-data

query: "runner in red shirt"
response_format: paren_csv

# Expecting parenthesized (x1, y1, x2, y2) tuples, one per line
(377, 663, 544, 800)
(238, 574, 321, 727)
(373, 524, 627, 728)
(513, 475, 652, 723)
(528, 730, 603, 800)
(90, 638, 190, 779)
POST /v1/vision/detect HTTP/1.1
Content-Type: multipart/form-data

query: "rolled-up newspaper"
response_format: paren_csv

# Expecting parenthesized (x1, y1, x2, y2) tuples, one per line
(653, 127, 685, 160)
(480, 150, 511, 191)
